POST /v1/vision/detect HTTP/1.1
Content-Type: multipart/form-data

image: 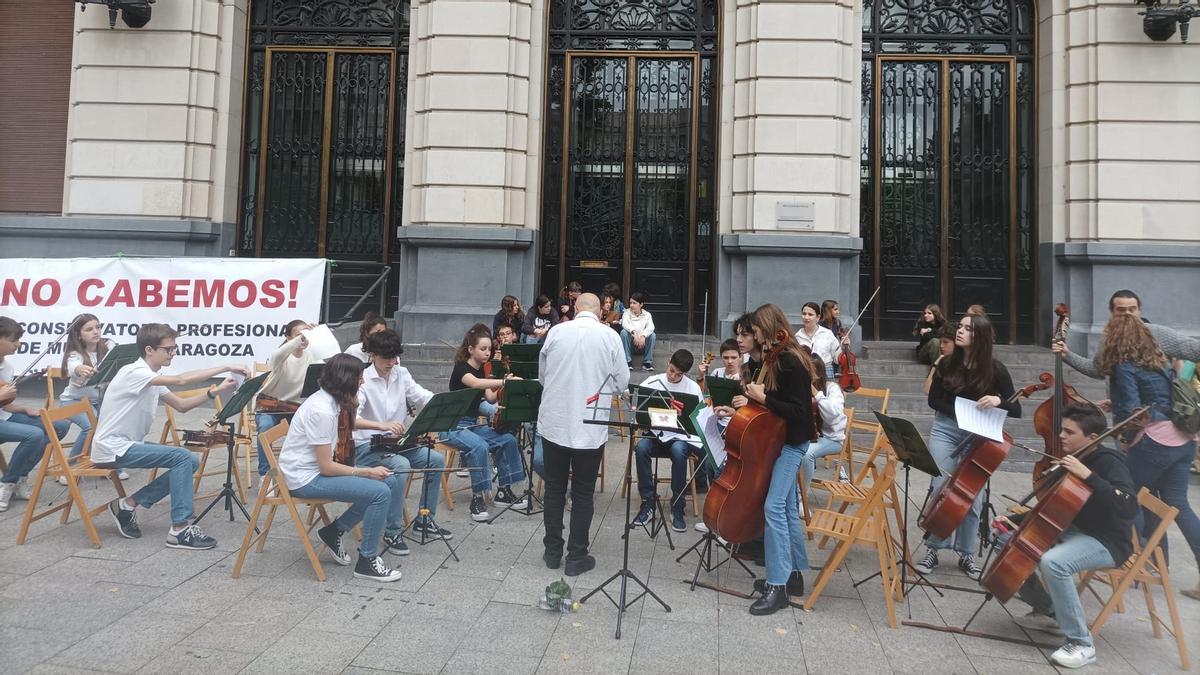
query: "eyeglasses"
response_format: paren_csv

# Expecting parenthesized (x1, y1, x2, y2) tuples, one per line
(156, 345, 178, 354)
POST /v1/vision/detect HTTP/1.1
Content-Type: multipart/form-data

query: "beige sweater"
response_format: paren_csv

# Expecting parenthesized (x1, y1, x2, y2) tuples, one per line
(258, 335, 318, 403)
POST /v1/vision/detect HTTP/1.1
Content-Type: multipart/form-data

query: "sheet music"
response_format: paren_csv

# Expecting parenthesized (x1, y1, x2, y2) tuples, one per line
(954, 396, 1008, 442)
(301, 324, 342, 361)
(694, 406, 727, 469)
(648, 407, 682, 431)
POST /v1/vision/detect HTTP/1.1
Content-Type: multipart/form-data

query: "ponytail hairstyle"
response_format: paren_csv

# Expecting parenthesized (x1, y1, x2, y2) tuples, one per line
(61, 313, 108, 372)
(358, 312, 387, 347)
(319, 354, 364, 410)
(750, 303, 814, 391)
(281, 319, 307, 345)
(938, 313, 998, 398)
(455, 323, 492, 364)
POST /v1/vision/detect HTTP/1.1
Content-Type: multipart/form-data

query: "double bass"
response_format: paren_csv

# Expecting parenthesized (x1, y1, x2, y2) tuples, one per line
(919, 374, 1053, 540)
(981, 407, 1148, 601)
(701, 331, 789, 544)
(1031, 303, 1095, 485)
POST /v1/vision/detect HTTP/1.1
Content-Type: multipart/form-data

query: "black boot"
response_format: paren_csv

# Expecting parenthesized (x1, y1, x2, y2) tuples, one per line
(753, 571, 804, 597)
(749, 583, 790, 616)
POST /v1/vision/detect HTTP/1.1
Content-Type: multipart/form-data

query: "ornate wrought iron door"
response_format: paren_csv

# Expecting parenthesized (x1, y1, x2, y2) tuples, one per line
(861, 0, 1035, 343)
(542, 0, 718, 334)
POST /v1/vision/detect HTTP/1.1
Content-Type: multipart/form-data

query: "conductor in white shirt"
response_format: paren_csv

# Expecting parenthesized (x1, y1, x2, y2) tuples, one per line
(538, 293, 629, 576)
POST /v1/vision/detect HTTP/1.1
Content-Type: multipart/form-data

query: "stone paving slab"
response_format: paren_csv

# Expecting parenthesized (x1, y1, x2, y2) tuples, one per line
(1, 396, 1199, 673)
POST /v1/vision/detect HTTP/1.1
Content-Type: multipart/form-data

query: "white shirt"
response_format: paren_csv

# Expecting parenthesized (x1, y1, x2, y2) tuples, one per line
(344, 342, 369, 363)
(710, 365, 742, 380)
(91, 359, 169, 463)
(278, 389, 339, 490)
(538, 311, 630, 449)
(0, 360, 13, 422)
(640, 373, 703, 448)
(353, 364, 434, 445)
(795, 324, 842, 372)
(61, 340, 115, 403)
(815, 381, 848, 441)
(259, 335, 319, 404)
(621, 309, 655, 337)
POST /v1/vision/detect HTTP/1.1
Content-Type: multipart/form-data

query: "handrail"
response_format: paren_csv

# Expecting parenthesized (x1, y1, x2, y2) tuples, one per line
(321, 260, 392, 327)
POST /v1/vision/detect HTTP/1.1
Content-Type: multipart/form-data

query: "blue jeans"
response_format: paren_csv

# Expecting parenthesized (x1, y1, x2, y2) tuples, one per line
(442, 417, 524, 494)
(620, 329, 656, 366)
(799, 435, 844, 496)
(925, 414, 983, 556)
(114, 442, 200, 525)
(255, 412, 285, 476)
(354, 441, 444, 535)
(1127, 436, 1200, 563)
(527, 423, 545, 479)
(292, 474, 391, 558)
(59, 394, 97, 458)
(1010, 527, 1114, 647)
(635, 437, 701, 508)
(765, 442, 811, 585)
(0, 413, 70, 483)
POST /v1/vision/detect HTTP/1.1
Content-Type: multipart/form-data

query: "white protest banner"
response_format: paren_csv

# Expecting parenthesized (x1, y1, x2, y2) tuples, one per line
(0, 257, 326, 372)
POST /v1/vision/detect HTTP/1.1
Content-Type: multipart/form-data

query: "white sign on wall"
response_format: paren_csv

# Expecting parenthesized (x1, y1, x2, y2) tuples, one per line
(0, 257, 326, 372)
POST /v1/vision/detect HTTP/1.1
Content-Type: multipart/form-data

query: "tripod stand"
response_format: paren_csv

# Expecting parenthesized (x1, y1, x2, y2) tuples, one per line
(194, 374, 268, 528)
(391, 438, 459, 562)
(487, 379, 544, 523)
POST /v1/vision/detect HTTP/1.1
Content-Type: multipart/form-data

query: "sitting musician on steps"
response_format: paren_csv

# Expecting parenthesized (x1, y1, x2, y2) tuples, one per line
(254, 319, 317, 478)
(352, 330, 452, 557)
(278, 354, 402, 582)
(92, 323, 248, 549)
(993, 404, 1137, 670)
(916, 312, 1021, 580)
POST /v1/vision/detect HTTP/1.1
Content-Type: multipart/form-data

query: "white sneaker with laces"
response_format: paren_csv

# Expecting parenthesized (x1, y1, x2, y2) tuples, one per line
(117, 470, 130, 481)
(0, 481, 15, 512)
(694, 521, 709, 534)
(15, 476, 33, 500)
(1012, 609, 1064, 636)
(1050, 641, 1096, 669)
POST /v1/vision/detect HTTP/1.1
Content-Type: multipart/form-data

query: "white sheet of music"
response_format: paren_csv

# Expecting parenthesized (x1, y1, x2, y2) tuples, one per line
(954, 396, 1008, 442)
(694, 405, 727, 469)
(301, 324, 342, 361)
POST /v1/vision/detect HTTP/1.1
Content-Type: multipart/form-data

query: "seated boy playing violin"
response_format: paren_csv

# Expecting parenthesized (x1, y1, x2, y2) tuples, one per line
(993, 403, 1137, 669)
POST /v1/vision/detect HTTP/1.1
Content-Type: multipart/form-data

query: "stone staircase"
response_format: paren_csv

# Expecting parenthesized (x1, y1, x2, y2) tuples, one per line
(396, 335, 1109, 473)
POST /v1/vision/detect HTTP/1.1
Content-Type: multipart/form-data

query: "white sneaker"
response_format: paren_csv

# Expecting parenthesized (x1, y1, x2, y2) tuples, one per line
(1012, 609, 1064, 636)
(57, 475, 69, 486)
(694, 521, 710, 534)
(1050, 641, 1096, 669)
(0, 482, 15, 512)
(117, 470, 130, 480)
(15, 476, 33, 500)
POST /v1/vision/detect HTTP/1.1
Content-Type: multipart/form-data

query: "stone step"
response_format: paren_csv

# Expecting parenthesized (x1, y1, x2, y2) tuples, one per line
(861, 341, 1055, 365)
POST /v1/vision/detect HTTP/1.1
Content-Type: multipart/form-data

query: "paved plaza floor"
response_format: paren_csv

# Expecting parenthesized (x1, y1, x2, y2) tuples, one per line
(2, 401, 1198, 674)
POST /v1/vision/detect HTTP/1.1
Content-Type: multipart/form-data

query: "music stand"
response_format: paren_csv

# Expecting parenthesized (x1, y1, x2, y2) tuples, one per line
(703, 375, 740, 408)
(579, 378, 674, 639)
(300, 364, 325, 398)
(499, 343, 541, 380)
(193, 373, 268, 526)
(388, 388, 478, 560)
(487, 379, 544, 523)
(625, 383, 700, 547)
(86, 343, 142, 386)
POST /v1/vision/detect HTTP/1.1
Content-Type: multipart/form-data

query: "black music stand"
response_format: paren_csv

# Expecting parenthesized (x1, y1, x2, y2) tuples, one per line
(579, 377, 673, 639)
(487, 378, 544, 523)
(194, 373, 268, 526)
(86, 343, 142, 386)
(499, 343, 541, 380)
(703, 375, 740, 408)
(625, 383, 701, 548)
(299, 364, 325, 398)
(385, 388, 479, 560)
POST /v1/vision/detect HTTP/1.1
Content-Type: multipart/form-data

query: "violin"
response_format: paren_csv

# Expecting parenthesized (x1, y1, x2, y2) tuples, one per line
(256, 394, 300, 415)
(0, 367, 49, 407)
(981, 407, 1148, 601)
(335, 407, 355, 465)
(1031, 303, 1095, 485)
(701, 330, 790, 544)
(919, 373, 1053, 540)
(835, 286, 879, 394)
(487, 348, 513, 430)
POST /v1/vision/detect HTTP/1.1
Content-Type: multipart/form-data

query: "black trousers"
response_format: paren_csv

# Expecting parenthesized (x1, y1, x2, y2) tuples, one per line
(542, 438, 604, 562)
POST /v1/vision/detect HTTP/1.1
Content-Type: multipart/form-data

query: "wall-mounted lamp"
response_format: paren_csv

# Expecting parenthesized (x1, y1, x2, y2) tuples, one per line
(77, 0, 155, 29)
(1137, 0, 1200, 42)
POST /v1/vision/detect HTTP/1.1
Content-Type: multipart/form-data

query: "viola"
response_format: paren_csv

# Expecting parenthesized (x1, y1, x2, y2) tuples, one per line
(335, 407, 355, 466)
(981, 407, 1147, 601)
(919, 373, 1053, 540)
(256, 395, 300, 414)
(837, 346, 861, 393)
(1031, 303, 1095, 485)
(702, 331, 789, 544)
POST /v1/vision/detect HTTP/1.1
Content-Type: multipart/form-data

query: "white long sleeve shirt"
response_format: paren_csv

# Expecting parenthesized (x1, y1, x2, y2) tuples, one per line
(621, 309, 655, 337)
(538, 311, 630, 449)
(815, 381, 847, 441)
(640, 373, 703, 448)
(353, 364, 434, 445)
(795, 325, 842, 372)
(258, 335, 319, 403)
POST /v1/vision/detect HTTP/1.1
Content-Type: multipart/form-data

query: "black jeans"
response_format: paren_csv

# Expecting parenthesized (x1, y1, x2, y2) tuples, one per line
(542, 438, 604, 562)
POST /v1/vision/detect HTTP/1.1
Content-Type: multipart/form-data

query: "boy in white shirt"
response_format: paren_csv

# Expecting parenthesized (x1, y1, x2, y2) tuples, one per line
(632, 349, 704, 533)
(698, 339, 743, 381)
(620, 292, 657, 371)
(353, 330, 452, 555)
(95, 323, 248, 549)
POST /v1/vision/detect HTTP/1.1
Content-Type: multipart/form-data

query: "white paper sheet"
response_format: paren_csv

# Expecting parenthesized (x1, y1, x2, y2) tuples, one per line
(954, 396, 1008, 442)
(693, 405, 727, 470)
(648, 407, 683, 431)
(301, 324, 342, 361)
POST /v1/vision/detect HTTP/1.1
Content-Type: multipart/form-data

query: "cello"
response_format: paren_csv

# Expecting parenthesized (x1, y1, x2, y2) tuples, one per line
(1031, 303, 1095, 485)
(981, 407, 1148, 601)
(919, 373, 1053, 540)
(701, 331, 790, 544)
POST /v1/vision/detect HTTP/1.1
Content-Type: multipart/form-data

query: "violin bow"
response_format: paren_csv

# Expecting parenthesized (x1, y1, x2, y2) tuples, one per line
(842, 286, 881, 339)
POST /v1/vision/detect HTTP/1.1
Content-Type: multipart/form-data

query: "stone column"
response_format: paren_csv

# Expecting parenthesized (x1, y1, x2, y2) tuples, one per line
(717, 0, 862, 333)
(396, 0, 541, 343)
(1043, 0, 1200, 348)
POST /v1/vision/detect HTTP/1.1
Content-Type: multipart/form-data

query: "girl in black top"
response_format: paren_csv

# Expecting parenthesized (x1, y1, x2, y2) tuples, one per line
(521, 295, 559, 344)
(917, 312, 1020, 579)
(741, 303, 818, 616)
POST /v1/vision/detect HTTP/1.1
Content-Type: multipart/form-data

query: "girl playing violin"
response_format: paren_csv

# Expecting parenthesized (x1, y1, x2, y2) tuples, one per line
(58, 314, 116, 466)
(277, 354, 401, 581)
(794, 302, 843, 380)
(917, 312, 1021, 580)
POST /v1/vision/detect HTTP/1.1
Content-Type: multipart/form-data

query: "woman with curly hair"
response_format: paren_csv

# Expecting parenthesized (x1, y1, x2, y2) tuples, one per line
(1099, 314, 1200, 598)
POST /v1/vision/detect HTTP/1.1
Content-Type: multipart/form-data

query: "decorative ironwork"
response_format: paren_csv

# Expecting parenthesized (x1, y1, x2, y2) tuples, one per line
(566, 57, 628, 262)
(239, 0, 409, 261)
(861, 0, 1035, 343)
(631, 58, 692, 263)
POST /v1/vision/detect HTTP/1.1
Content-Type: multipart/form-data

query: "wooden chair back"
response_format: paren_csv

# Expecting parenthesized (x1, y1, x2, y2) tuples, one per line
(845, 386, 890, 482)
(44, 367, 64, 409)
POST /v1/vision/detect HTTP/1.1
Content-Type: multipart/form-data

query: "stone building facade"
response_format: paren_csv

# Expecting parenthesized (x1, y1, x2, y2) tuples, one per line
(1, 0, 1197, 350)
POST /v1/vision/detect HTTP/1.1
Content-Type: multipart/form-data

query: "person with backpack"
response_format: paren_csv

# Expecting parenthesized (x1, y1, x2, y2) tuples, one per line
(1100, 314, 1200, 600)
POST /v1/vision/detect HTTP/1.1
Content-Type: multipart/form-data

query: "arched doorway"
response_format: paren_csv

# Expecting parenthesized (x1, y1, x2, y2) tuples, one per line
(540, 0, 719, 333)
(859, 0, 1036, 343)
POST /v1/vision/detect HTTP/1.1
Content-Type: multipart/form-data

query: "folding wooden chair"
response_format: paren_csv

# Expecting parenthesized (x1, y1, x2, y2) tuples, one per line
(232, 420, 337, 581)
(1076, 489, 1189, 670)
(43, 367, 63, 409)
(17, 401, 126, 548)
(803, 462, 901, 627)
(152, 388, 228, 499)
(845, 386, 890, 479)
(808, 444, 904, 554)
